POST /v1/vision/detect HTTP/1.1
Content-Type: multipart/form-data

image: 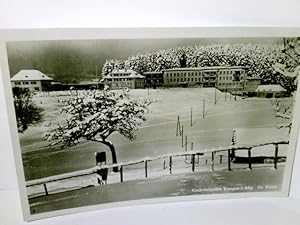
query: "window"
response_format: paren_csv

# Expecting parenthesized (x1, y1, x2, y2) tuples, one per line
(34, 87, 39, 91)
(23, 81, 29, 85)
(31, 81, 37, 84)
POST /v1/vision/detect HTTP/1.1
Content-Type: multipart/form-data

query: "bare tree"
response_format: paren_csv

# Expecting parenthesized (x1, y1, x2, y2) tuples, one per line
(13, 87, 43, 133)
(45, 88, 151, 172)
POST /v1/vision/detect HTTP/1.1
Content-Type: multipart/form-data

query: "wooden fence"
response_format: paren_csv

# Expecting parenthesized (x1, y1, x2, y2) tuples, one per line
(26, 139, 288, 197)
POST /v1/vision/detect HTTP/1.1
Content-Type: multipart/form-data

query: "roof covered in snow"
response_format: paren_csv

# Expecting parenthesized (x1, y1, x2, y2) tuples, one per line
(255, 85, 287, 92)
(163, 66, 249, 72)
(105, 69, 144, 79)
(11, 70, 53, 81)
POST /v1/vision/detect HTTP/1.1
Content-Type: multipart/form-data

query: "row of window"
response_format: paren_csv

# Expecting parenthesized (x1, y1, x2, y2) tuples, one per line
(111, 73, 132, 77)
(166, 77, 201, 82)
(106, 78, 134, 82)
(165, 70, 244, 77)
(218, 76, 241, 80)
(218, 83, 243, 86)
(14, 81, 37, 85)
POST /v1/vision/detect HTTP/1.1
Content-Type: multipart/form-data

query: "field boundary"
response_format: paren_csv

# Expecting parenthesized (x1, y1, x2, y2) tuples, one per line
(25, 139, 289, 197)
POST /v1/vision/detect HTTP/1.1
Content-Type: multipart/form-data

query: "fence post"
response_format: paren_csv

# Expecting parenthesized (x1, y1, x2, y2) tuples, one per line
(145, 160, 148, 178)
(274, 144, 279, 169)
(219, 155, 223, 164)
(120, 166, 123, 182)
(211, 152, 215, 171)
(181, 126, 184, 147)
(203, 99, 205, 118)
(248, 148, 252, 170)
(190, 107, 193, 127)
(43, 183, 48, 196)
(176, 115, 181, 136)
(192, 154, 195, 172)
(169, 156, 172, 174)
(228, 149, 231, 171)
(185, 136, 188, 159)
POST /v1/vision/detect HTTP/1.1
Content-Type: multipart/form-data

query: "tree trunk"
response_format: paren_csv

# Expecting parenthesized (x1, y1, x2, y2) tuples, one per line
(102, 139, 119, 172)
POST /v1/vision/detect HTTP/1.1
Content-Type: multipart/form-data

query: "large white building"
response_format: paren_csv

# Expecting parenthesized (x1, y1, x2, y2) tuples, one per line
(102, 69, 145, 89)
(163, 66, 248, 91)
(11, 70, 54, 91)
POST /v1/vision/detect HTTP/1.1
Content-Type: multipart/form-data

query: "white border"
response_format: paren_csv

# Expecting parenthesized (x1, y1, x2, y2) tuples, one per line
(0, 27, 299, 221)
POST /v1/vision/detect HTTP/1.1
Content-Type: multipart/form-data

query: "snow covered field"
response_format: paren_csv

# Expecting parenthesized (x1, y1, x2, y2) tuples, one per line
(20, 88, 291, 197)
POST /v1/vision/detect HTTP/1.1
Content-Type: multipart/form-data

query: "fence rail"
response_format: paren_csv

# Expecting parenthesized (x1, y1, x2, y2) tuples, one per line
(26, 139, 289, 197)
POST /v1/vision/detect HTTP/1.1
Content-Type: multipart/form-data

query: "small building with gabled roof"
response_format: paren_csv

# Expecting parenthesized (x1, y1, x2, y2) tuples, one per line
(11, 70, 54, 91)
(255, 84, 288, 98)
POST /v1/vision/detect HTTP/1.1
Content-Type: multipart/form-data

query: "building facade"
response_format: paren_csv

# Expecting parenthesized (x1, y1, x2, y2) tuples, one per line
(143, 71, 164, 88)
(102, 69, 145, 89)
(162, 66, 248, 91)
(11, 70, 54, 91)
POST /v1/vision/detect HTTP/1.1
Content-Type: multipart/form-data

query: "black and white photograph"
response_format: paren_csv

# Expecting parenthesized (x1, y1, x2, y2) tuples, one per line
(2, 31, 300, 220)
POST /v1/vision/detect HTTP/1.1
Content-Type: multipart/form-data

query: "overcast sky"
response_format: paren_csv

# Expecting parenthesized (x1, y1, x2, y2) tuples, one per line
(7, 37, 283, 81)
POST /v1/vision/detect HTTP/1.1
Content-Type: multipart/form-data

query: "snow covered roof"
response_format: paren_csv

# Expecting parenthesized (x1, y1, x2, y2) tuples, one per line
(78, 79, 101, 85)
(111, 69, 136, 74)
(11, 70, 53, 81)
(143, 71, 163, 75)
(163, 66, 248, 72)
(246, 76, 262, 80)
(105, 69, 144, 79)
(255, 85, 286, 92)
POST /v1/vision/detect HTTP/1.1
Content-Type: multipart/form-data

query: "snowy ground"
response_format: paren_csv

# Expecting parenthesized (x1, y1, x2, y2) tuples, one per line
(29, 166, 284, 214)
(21, 88, 291, 198)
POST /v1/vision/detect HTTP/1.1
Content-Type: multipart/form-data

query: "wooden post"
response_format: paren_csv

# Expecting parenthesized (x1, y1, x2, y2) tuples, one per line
(203, 99, 205, 118)
(169, 156, 172, 174)
(228, 149, 231, 171)
(176, 115, 181, 136)
(214, 88, 217, 104)
(145, 160, 148, 178)
(185, 136, 188, 151)
(192, 154, 195, 172)
(181, 126, 184, 147)
(190, 107, 193, 127)
(43, 183, 48, 196)
(120, 166, 124, 182)
(185, 136, 188, 160)
(211, 152, 215, 171)
(274, 144, 279, 169)
(219, 155, 223, 164)
(248, 149, 252, 170)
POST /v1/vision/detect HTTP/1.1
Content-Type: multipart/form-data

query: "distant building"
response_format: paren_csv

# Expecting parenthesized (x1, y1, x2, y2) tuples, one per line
(162, 66, 248, 90)
(76, 79, 103, 89)
(255, 85, 288, 98)
(11, 70, 53, 91)
(102, 69, 145, 89)
(245, 77, 262, 96)
(143, 71, 163, 88)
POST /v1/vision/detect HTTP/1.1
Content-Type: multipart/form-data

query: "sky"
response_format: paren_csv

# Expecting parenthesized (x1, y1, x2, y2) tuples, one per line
(6, 37, 283, 82)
